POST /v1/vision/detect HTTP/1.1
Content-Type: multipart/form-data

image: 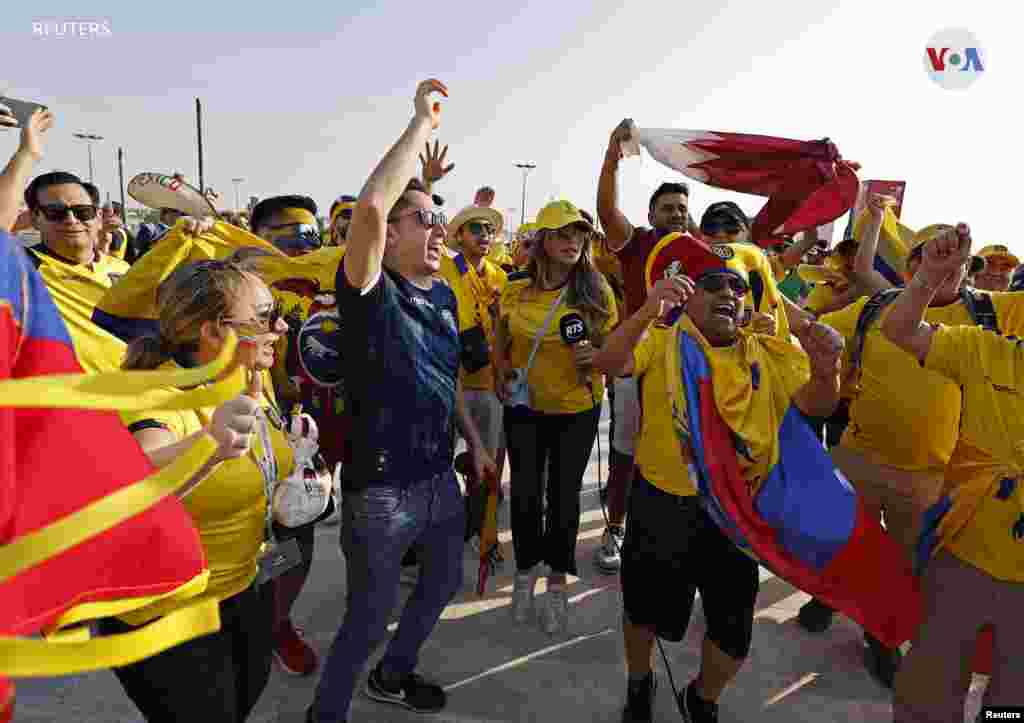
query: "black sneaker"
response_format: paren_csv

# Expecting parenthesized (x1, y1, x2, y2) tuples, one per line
(863, 633, 901, 689)
(679, 681, 718, 723)
(365, 664, 446, 713)
(796, 598, 835, 634)
(622, 672, 656, 722)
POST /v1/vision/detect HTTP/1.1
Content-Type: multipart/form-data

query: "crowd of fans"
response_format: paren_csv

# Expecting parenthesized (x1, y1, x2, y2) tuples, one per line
(2, 77, 1022, 723)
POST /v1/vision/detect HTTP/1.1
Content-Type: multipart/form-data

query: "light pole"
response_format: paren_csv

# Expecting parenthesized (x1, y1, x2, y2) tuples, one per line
(231, 178, 245, 213)
(514, 163, 536, 227)
(73, 133, 104, 183)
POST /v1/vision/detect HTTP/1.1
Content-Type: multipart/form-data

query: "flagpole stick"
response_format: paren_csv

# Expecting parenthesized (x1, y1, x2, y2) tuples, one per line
(196, 98, 205, 198)
(117, 147, 127, 218)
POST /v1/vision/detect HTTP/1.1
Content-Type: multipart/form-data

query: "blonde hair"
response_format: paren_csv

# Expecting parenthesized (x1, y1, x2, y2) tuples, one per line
(124, 259, 257, 370)
(527, 225, 612, 342)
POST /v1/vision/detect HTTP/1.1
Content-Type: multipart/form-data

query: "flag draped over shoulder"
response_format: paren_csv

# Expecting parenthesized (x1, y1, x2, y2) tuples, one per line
(0, 234, 246, 683)
(93, 221, 343, 342)
(664, 316, 922, 647)
(627, 129, 860, 247)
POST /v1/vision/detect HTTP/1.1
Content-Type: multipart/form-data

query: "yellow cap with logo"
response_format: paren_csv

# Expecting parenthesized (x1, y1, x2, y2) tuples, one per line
(534, 201, 593, 232)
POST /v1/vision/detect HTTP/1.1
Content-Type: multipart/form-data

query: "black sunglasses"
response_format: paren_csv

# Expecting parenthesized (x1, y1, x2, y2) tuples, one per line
(389, 208, 448, 228)
(696, 273, 749, 296)
(37, 203, 99, 222)
(466, 221, 495, 237)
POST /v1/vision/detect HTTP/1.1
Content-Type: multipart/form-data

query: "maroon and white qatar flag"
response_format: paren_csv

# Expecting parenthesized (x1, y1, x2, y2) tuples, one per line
(622, 128, 861, 247)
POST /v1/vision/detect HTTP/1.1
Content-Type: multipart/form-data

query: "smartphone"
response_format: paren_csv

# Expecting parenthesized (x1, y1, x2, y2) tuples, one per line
(0, 97, 47, 128)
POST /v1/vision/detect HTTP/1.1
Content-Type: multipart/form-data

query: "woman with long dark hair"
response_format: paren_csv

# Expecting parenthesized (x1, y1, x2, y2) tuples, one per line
(494, 201, 618, 634)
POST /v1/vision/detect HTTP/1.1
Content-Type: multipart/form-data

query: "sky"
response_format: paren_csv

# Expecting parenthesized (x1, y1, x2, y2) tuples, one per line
(2, 0, 1019, 253)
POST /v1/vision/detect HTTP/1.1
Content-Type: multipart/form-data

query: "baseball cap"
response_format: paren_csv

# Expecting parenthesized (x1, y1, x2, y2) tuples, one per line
(534, 201, 594, 232)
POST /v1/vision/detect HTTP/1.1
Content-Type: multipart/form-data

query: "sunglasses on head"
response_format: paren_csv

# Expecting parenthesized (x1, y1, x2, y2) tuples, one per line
(389, 208, 447, 228)
(466, 221, 494, 237)
(222, 299, 286, 338)
(696, 273, 749, 296)
(37, 203, 98, 222)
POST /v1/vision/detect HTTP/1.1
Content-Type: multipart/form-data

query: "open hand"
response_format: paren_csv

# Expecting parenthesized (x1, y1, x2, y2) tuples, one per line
(19, 108, 55, 161)
(420, 140, 454, 185)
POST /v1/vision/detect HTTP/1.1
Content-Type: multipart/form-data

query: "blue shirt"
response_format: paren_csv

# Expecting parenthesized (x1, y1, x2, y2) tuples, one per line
(336, 263, 461, 488)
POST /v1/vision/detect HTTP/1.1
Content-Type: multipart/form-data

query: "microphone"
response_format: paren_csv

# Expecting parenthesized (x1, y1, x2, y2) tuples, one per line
(559, 313, 592, 389)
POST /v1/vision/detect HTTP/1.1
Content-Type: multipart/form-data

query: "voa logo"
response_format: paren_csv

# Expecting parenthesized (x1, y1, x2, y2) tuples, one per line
(924, 28, 985, 90)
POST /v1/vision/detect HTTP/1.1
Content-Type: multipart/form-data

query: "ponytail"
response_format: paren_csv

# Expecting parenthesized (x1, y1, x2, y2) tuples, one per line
(123, 335, 170, 371)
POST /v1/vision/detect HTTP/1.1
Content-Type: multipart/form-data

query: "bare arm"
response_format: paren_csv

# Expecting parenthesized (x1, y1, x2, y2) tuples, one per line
(881, 225, 970, 363)
(782, 294, 815, 326)
(133, 427, 225, 499)
(0, 109, 53, 232)
(778, 232, 819, 271)
(791, 321, 844, 419)
(851, 194, 896, 295)
(593, 276, 694, 377)
(597, 120, 635, 252)
(344, 80, 446, 290)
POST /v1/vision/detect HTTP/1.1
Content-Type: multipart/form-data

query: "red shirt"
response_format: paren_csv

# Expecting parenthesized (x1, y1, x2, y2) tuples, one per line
(613, 227, 660, 316)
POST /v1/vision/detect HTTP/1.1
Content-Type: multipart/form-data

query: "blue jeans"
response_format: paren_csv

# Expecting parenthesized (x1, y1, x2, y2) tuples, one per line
(313, 470, 465, 722)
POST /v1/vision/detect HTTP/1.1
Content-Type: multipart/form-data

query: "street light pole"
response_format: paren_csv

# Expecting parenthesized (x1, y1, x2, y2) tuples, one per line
(73, 133, 104, 183)
(231, 178, 245, 213)
(514, 163, 536, 228)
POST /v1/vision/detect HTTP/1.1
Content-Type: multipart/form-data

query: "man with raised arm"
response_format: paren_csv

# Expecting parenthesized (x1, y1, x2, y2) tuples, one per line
(307, 80, 494, 723)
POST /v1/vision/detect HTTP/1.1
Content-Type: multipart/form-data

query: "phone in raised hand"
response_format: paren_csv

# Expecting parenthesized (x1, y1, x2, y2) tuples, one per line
(0, 96, 48, 128)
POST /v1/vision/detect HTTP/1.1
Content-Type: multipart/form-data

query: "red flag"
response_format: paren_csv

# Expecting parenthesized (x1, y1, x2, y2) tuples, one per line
(627, 129, 861, 247)
(0, 234, 213, 714)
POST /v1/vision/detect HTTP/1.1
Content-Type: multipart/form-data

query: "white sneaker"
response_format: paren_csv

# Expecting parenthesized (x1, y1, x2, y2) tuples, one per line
(542, 583, 569, 635)
(594, 525, 625, 574)
(511, 567, 539, 624)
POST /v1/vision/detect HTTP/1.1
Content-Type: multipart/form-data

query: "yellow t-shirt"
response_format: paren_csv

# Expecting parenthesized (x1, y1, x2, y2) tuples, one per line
(119, 366, 295, 619)
(804, 283, 836, 315)
(926, 325, 1024, 582)
(633, 326, 697, 496)
(27, 246, 129, 373)
(499, 276, 618, 414)
(438, 254, 508, 391)
(822, 292, 1024, 471)
(632, 323, 806, 497)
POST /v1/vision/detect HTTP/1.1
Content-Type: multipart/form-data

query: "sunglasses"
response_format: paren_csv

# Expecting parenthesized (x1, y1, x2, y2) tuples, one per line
(222, 300, 286, 337)
(336, 208, 353, 220)
(466, 221, 495, 237)
(389, 208, 448, 228)
(702, 220, 742, 236)
(37, 203, 99, 222)
(268, 223, 322, 252)
(696, 273, 749, 296)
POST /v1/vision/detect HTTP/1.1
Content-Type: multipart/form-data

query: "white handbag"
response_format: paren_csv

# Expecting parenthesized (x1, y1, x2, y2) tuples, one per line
(271, 409, 334, 528)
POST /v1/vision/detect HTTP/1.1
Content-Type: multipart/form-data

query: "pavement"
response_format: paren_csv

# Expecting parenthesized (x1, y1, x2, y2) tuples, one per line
(11, 405, 990, 722)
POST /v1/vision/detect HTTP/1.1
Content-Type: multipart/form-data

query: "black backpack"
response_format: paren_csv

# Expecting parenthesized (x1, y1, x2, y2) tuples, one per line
(846, 286, 999, 392)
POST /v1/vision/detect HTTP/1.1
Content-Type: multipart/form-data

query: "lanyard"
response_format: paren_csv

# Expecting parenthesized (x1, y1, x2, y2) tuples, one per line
(250, 404, 280, 545)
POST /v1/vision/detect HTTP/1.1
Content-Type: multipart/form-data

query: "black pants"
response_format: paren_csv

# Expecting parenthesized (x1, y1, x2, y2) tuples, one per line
(99, 582, 274, 722)
(504, 404, 601, 576)
(621, 474, 759, 659)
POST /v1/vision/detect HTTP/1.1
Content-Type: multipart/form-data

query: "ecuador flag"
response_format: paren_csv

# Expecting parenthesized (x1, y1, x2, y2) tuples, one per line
(665, 317, 922, 648)
(92, 220, 343, 342)
(0, 233, 246, 713)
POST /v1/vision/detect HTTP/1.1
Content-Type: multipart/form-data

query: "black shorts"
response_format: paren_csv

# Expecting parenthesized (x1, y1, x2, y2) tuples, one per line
(620, 474, 759, 660)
